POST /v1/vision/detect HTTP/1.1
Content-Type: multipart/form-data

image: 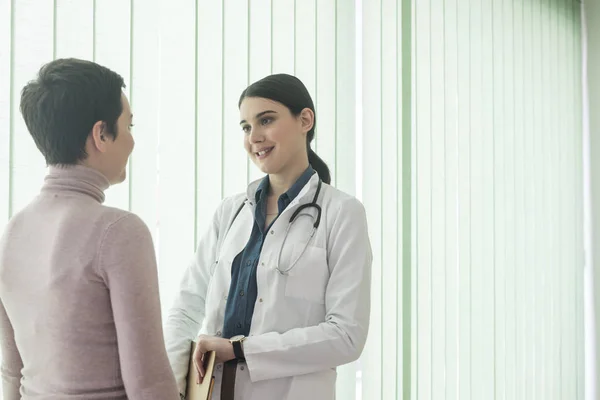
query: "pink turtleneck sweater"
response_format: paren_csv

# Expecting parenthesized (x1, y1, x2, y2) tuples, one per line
(0, 165, 179, 400)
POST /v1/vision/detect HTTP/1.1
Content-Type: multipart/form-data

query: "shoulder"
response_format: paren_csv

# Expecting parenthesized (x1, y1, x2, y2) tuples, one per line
(220, 193, 248, 213)
(214, 192, 248, 222)
(96, 208, 153, 253)
(96, 210, 155, 276)
(321, 184, 366, 217)
(99, 207, 150, 236)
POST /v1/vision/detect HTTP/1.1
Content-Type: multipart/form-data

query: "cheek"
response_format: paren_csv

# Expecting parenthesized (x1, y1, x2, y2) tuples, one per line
(243, 135, 251, 151)
(126, 133, 134, 153)
(118, 132, 134, 157)
(272, 127, 304, 155)
(266, 124, 289, 145)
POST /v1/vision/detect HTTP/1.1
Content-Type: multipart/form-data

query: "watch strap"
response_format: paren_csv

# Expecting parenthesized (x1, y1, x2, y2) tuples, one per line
(232, 339, 245, 360)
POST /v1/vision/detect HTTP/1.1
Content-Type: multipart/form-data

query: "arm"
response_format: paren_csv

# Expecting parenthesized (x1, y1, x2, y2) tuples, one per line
(0, 297, 22, 400)
(243, 198, 373, 382)
(99, 214, 179, 400)
(164, 203, 223, 393)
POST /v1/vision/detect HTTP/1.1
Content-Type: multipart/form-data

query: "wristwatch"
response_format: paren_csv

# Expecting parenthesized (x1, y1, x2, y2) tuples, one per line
(229, 335, 246, 360)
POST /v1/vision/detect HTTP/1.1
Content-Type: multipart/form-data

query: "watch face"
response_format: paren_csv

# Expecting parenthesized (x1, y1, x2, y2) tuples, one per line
(230, 335, 245, 342)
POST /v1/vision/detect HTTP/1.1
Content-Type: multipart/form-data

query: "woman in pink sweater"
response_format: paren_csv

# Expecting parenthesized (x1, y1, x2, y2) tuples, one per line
(0, 59, 179, 399)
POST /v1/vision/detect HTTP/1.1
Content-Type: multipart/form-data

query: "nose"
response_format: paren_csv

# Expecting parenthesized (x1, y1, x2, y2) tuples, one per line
(248, 127, 264, 144)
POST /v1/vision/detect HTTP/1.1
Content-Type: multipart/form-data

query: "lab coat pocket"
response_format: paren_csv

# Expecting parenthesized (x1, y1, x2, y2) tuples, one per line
(284, 244, 329, 304)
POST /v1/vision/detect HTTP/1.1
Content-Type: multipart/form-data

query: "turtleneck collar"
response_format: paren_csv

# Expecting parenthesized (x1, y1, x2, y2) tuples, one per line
(42, 164, 110, 204)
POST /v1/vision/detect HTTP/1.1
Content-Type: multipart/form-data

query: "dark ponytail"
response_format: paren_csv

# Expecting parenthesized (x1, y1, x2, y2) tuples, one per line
(307, 147, 331, 184)
(239, 73, 331, 184)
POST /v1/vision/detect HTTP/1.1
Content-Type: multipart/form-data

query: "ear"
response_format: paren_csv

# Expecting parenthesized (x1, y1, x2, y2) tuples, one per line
(89, 121, 108, 153)
(299, 108, 314, 134)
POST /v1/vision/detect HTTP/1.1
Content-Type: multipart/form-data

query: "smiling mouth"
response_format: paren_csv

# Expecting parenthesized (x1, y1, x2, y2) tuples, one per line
(256, 147, 274, 158)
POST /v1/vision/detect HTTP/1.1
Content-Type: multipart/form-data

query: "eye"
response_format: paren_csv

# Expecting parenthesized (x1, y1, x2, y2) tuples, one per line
(129, 124, 135, 130)
(260, 117, 273, 126)
(242, 125, 251, 134)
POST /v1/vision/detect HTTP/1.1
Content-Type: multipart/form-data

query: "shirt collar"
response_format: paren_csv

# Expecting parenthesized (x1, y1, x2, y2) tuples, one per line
(254, 166, 316, 205)
(255, 175, 270, 204)
(281, 166, 315, 204)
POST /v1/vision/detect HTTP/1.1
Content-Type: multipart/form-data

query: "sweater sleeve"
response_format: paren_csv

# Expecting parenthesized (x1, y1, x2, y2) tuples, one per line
(0, 295, 22, 400)
(98, 214, 179, 400)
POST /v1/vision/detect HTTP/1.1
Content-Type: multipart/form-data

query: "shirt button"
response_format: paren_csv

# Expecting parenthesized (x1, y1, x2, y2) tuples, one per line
(237, 322, 242, 329)
(246, 260, 252, 266)
(217, 365, 222, 370)
(259, 298, 263, 303)
(239, 290, 245, 296)
(270, 230, 274, 235)
(216, 331, 222, 337)
(224, 295, 228, 300)
(261, 262, 265, 266)
(240, 366, 245, 371)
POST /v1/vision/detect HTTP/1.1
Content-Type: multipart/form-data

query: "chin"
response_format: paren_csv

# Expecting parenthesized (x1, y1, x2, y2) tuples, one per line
(110, 171, 127, 185)
(257, 163, 278, 175)
(258, 165, 271, 174)
(255, 157, 281, 175)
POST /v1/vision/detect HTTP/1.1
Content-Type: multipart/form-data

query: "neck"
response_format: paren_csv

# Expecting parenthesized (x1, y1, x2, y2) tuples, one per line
(79, 159, 111, 185)
(268, 161, 309, 198)
(44, 164, 110, 203)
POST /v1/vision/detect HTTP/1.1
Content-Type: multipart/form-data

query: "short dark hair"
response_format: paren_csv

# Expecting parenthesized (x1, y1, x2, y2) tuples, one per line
(20, 58, 126, 165)
(239, 74, 331, 184)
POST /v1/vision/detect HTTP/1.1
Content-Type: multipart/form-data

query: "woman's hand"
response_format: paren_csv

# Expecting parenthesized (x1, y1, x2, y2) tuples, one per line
(193, 335, 236, 383)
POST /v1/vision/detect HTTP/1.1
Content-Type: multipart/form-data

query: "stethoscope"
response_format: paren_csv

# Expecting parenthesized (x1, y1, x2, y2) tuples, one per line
(225, 179, 323, 275)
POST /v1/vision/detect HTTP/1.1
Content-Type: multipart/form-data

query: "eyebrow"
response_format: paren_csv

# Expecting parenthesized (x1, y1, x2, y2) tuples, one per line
(239, 110, 277, 125)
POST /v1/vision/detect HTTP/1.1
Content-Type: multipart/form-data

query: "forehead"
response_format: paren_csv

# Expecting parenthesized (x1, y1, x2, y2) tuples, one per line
(120, 92, 131, 114)
(239, 97, 286, 118)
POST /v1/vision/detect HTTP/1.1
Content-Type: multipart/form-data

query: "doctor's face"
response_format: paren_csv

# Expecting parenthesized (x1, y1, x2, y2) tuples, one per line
(240, 97, 308, 176)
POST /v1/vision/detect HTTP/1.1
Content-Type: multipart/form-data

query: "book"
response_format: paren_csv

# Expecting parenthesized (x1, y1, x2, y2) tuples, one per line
(185, 342, 216, 400)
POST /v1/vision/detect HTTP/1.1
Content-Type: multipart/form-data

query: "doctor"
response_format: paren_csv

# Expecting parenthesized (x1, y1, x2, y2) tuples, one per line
(165, 73, 372, 400)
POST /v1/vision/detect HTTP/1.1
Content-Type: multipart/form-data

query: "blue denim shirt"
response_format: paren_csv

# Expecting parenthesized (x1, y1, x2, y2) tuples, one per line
(221, 166, 316, 338)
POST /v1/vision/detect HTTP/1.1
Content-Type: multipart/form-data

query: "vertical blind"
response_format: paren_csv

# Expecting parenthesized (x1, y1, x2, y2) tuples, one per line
(404, 0, 583, 398)
(0, 0, 587, 399)
(584, 2, 600, 398)
(360, 0, 411, 399)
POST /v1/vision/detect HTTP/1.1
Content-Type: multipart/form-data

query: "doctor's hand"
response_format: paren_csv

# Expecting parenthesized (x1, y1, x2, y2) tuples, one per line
(193, 335, 236, 383)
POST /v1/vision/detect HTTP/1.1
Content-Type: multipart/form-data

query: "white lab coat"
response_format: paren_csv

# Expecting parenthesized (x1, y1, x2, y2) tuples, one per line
(164, 174, 372, 400)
